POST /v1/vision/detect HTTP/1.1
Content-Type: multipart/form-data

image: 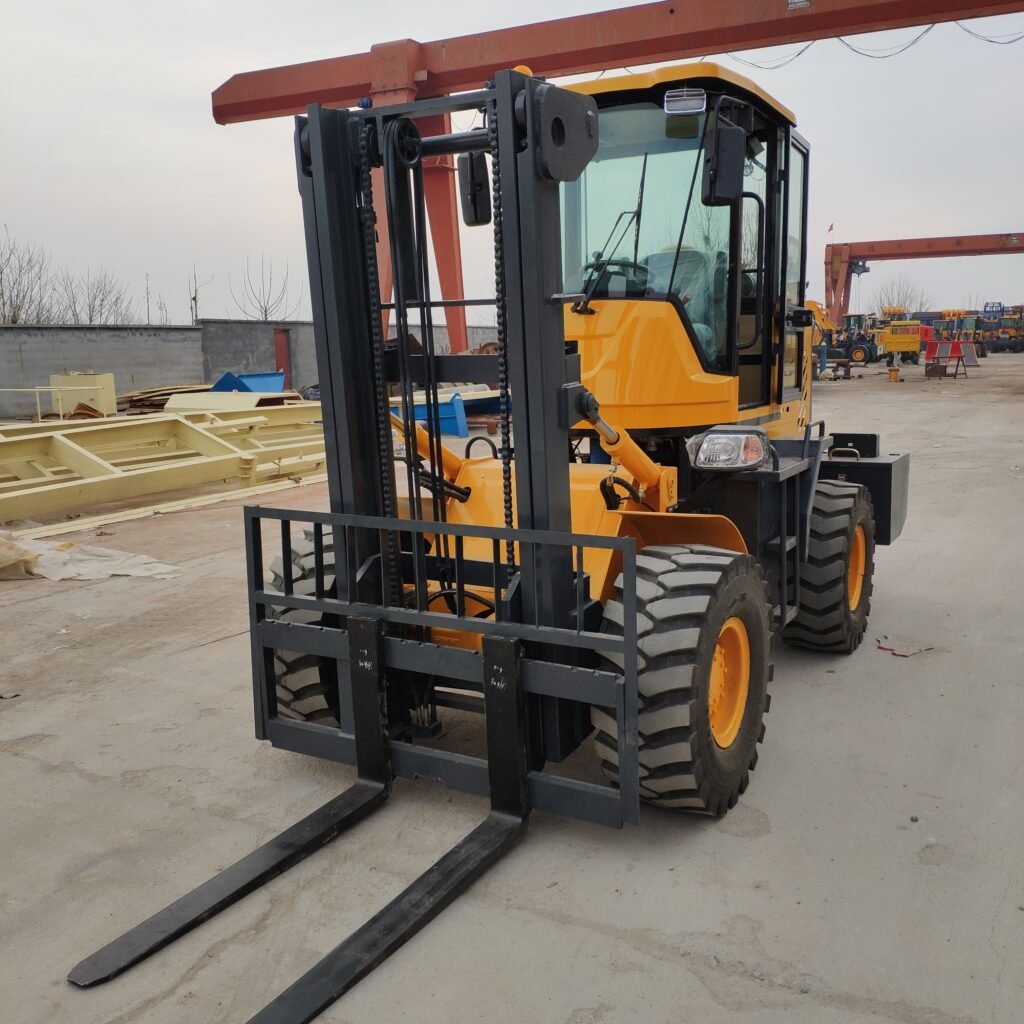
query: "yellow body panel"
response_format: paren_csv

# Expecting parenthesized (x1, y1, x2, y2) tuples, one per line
(567, 62, 796, 125)
(615, 510, 746, 559)
(566, 300, 737, 430)
(876, 321, 926, 355)
(806, 299, 837, 334)
(565, 300, 808, 438)
(423, 457, 749, 650)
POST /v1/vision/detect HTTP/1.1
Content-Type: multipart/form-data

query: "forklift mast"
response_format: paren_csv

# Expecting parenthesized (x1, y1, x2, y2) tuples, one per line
(298, 73, 591, 621)
(69, 71, 643, 1024)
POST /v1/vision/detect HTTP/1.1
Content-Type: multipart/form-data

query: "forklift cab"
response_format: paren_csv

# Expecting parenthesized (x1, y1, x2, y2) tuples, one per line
(562, 64, 811, 437)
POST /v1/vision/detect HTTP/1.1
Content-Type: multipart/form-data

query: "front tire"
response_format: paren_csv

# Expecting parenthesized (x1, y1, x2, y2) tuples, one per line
(592, 545, 772, 816)
(268, 529, 341, 725)
(784, 481, 875, 653)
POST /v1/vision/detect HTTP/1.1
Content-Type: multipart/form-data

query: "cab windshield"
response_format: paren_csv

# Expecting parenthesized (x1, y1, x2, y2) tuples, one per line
(561, 102, 731, 370)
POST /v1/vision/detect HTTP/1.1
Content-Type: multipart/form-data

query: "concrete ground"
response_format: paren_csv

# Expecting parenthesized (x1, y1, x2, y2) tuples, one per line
(2, 356, 1022, 1024)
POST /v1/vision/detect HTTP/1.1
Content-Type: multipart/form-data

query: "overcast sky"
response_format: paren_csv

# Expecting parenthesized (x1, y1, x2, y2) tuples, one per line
(3, 3, 1023, 324)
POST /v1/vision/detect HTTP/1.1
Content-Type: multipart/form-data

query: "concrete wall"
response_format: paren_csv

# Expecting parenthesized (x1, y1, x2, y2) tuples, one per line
(198, 319, 499, 394)
(197, 319, 317, 390)
(0, 325, 203, 418)
(0, 319, 502, 418)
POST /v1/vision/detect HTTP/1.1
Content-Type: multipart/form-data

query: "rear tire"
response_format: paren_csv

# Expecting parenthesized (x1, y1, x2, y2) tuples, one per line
(268, 529, 340, 726)
(850, 345, 868, 364)
(592, 545, 772, 816)
(784, 481, 875, 654)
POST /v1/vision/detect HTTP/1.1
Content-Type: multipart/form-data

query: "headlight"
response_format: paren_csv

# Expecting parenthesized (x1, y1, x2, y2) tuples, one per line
(693, 429, 771, 471)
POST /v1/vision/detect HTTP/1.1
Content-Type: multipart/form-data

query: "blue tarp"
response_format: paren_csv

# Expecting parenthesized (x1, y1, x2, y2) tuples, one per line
(211, 371, 286, 393)
(390, 393, 468, 437)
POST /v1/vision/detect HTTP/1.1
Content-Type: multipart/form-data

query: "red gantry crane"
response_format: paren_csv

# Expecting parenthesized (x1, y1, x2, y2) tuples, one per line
(826, 233, 1024, 323)
(211, 0, 1024, 351)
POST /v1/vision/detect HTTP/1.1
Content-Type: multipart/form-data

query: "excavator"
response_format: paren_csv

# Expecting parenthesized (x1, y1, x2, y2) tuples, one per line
(68, 62, 909, 1024)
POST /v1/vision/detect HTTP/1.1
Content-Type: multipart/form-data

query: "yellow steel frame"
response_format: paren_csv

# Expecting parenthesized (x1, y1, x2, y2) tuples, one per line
(0, 405, 327, 523)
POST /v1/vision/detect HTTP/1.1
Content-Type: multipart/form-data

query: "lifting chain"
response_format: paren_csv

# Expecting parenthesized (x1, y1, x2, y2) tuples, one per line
(488, 103, 515, 579)
(358, 122, 400, 603)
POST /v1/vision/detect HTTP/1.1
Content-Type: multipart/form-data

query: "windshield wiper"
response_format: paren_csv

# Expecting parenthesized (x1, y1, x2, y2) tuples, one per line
(573, 152, 649, 315)
(633, 152, 648, 265)
(666, 115, 710, 298)
(571, 209, 636, 314)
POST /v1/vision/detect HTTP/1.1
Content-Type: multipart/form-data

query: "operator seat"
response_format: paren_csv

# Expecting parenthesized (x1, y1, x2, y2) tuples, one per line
(643, 248, 717, 362)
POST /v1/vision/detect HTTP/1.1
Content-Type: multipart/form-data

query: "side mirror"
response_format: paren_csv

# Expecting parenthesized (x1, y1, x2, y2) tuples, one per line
(702, 116, 746, 207)
(457, 151, 492, 226)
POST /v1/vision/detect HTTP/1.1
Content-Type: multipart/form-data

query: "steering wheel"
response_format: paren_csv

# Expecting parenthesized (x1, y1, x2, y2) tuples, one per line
(582, 258, 648, 278)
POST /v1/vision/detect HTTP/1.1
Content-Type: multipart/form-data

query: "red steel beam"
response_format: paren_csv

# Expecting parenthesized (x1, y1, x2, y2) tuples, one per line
(213, 3, 1024, 342)
(832, 233, 1024, 261)
(825, 233, 1024, 320)
(212, 1, 1024, 123)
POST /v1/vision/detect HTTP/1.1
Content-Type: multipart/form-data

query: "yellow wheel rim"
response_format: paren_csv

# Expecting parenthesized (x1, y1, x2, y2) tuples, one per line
(709, 617, 750, 749)
(848, 524, 866, 611)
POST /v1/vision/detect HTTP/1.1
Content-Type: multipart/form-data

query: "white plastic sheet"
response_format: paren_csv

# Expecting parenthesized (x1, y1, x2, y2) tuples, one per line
(0, 530, 180, 582)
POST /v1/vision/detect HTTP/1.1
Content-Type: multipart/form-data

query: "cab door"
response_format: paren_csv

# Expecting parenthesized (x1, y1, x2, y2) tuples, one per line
(778, 131, 809, 407)
(737, 125, 777, 410)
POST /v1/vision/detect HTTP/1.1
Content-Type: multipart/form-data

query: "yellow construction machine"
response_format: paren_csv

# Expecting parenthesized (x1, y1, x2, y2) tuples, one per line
(69, 63, 910, 1023)
(873, 306, 930, 364)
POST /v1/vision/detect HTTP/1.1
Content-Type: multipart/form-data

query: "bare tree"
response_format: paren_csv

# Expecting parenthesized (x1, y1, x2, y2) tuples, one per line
(229, 254, 302, 321)
(0, 227, 61, 324)
(186, 264, 214, 324)
(741, 200, 762, 270)
(156, 295, 171, 326)
(871, 275, 931, 317)
(690, 202, 727, 258)
(55, 267, 137, 324)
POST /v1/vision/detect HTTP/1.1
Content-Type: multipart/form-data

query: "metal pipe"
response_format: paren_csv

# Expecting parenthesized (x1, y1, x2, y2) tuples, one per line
(591, 415, 618, 445)
(420, 130, 490, 157)
(389, 411, 464, 480)
(576, 387, 661, 490)
(598, 421, 662, 490)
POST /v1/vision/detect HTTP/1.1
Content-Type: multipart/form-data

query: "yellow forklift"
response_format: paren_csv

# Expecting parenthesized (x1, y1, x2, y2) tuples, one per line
(69, 63, 909, 1024)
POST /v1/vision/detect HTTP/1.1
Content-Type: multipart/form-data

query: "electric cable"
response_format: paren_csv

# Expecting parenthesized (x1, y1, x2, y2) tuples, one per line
(956, 20, 1024, 44)
(727, 40, 815, 70)
(719, 18, 1023, 73)
(836, 25, 933, 58)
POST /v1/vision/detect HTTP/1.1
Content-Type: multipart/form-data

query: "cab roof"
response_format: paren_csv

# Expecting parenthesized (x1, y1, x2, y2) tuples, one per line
(567, 62, 796, 126)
